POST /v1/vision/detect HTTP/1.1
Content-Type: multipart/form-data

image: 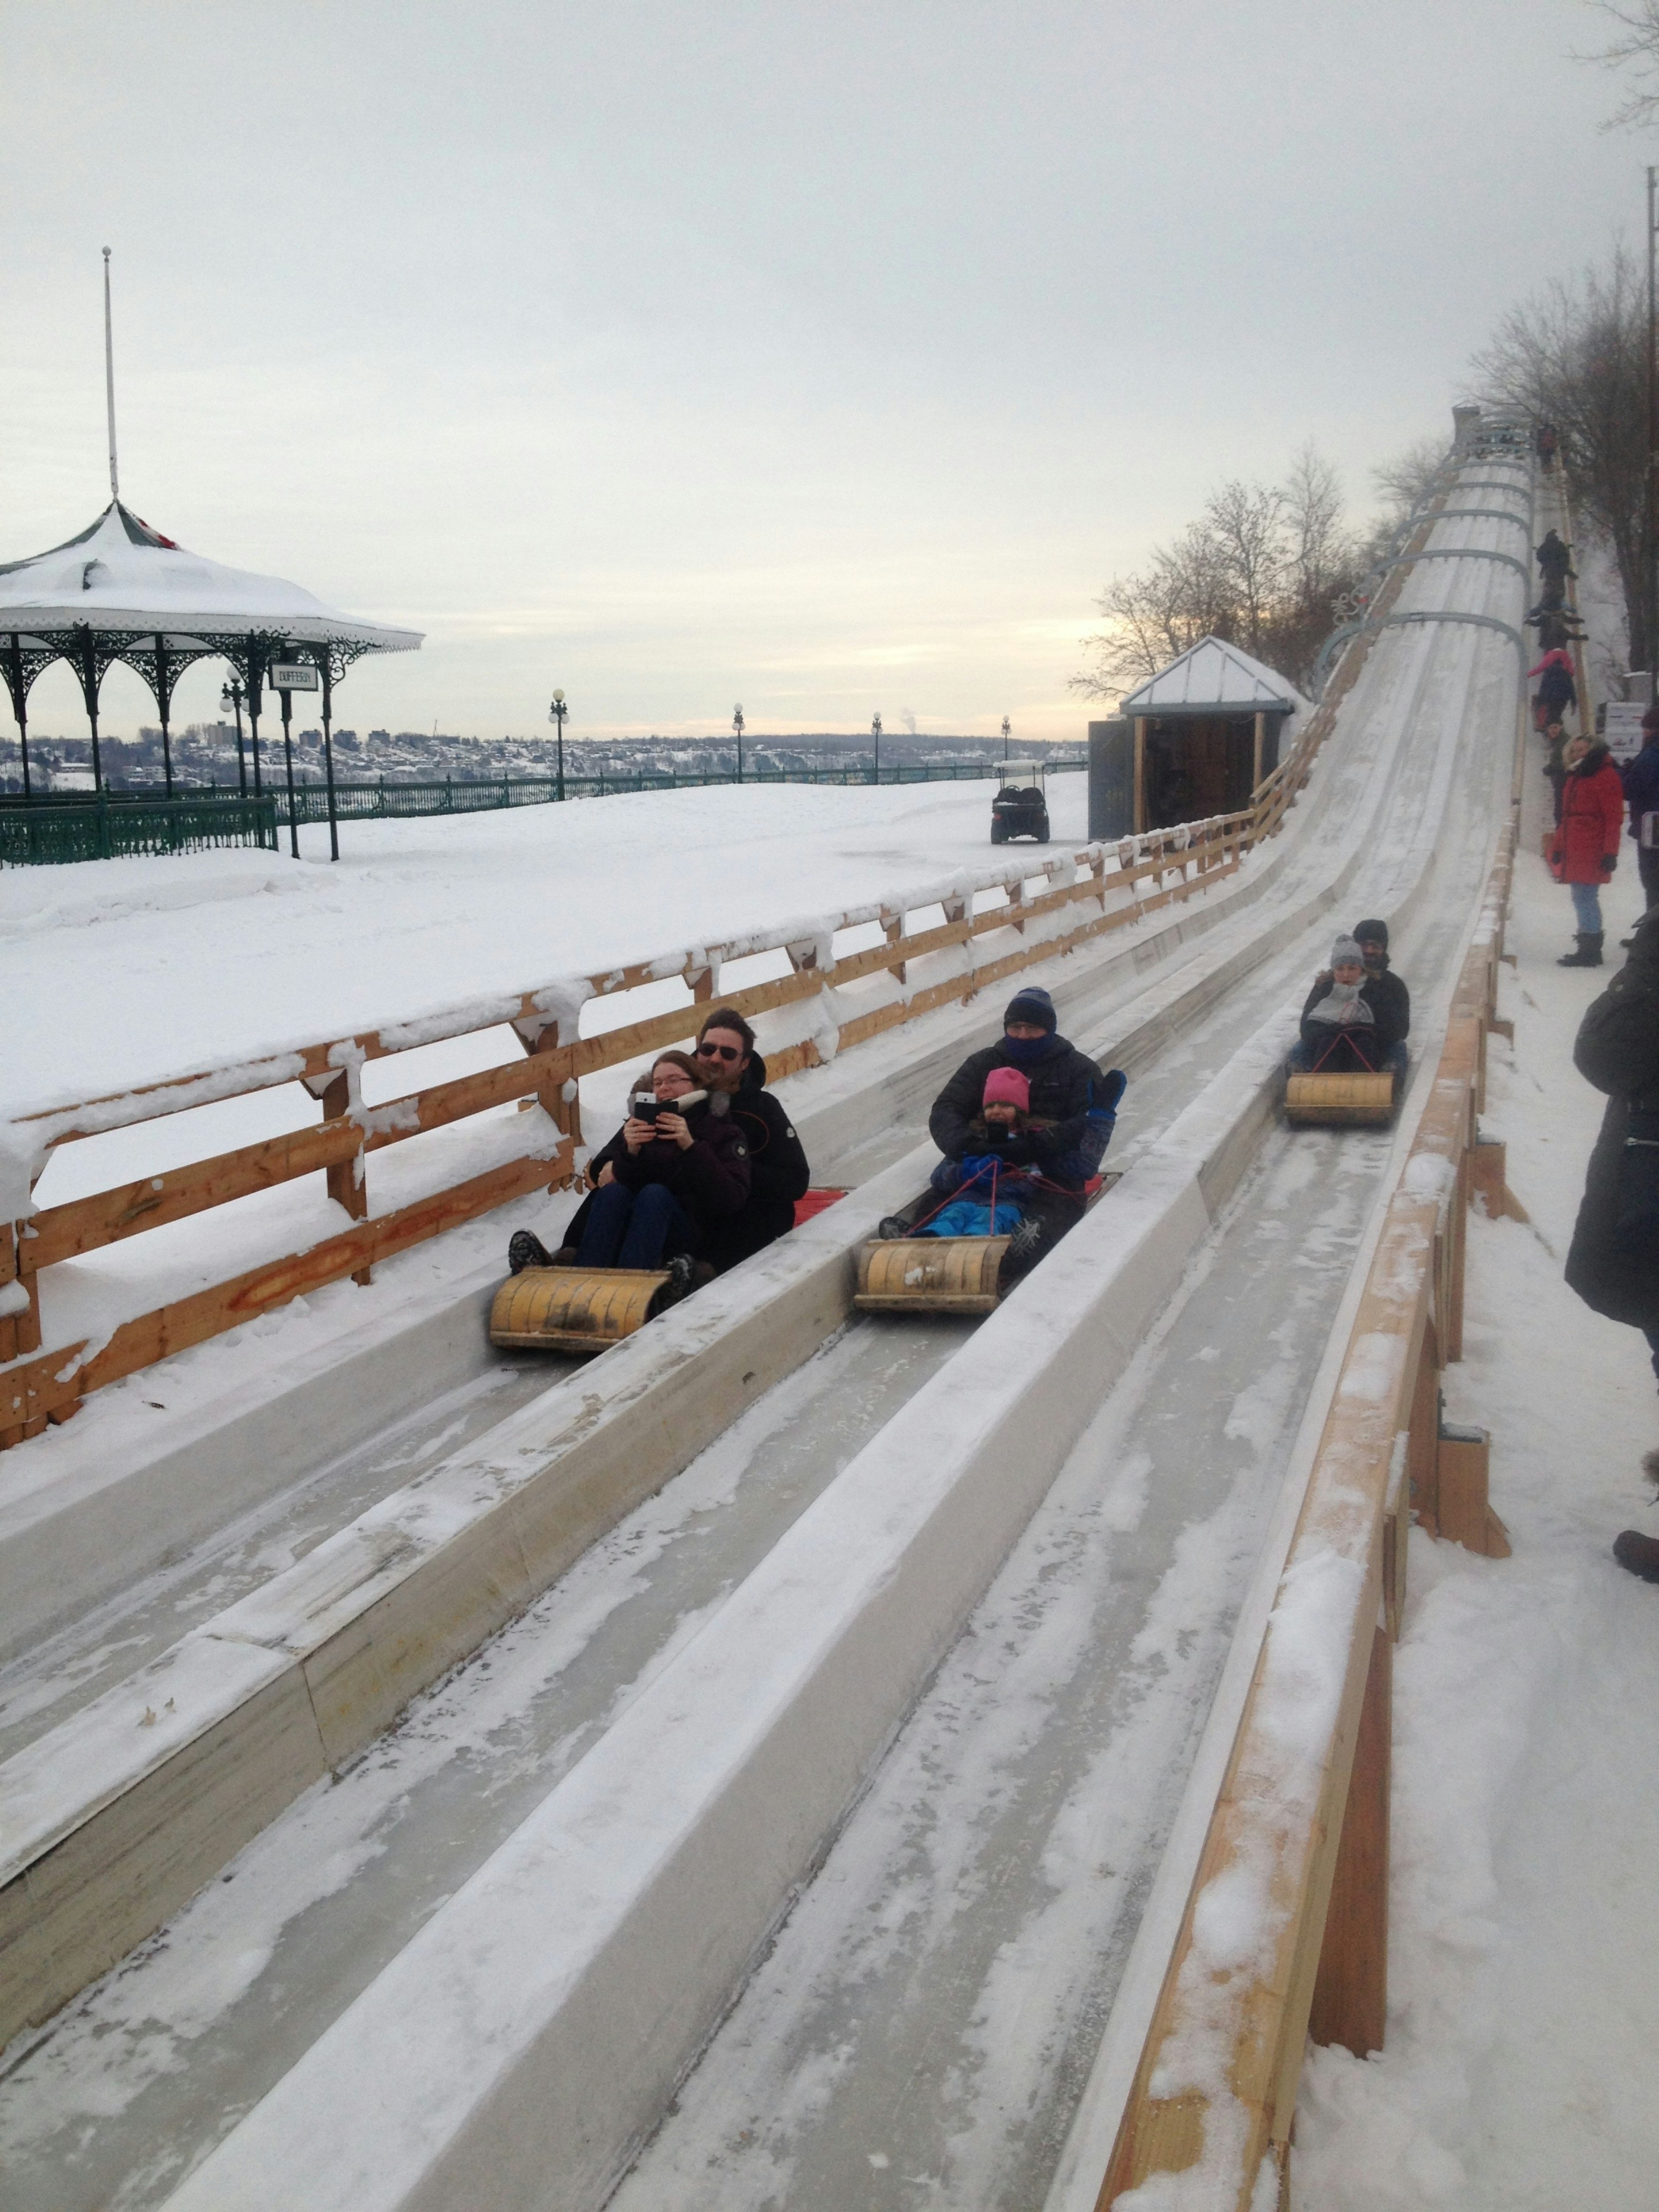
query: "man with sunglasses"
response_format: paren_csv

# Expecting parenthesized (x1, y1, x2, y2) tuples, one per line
(692, 1007, 812, 1274)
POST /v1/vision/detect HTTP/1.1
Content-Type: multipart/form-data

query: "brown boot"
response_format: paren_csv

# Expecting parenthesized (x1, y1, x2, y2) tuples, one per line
(1613, 1530, 1659, 1582)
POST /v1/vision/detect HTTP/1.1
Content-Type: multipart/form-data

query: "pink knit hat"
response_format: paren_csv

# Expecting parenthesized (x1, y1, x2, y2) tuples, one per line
(982, 1067, 1030, 1112)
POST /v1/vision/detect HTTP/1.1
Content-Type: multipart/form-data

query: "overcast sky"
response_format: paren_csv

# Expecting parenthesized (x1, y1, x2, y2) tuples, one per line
(2, 0, 1652, 746)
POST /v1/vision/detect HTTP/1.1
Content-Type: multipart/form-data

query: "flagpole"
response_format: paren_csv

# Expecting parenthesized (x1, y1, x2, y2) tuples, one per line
(103, 247, 119, 503)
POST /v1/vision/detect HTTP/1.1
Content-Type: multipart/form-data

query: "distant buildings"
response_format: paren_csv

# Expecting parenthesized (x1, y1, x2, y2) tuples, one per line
(1, 725, 1084, 794)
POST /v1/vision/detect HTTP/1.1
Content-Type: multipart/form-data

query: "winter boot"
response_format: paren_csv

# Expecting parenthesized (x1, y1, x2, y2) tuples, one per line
(1557, 933, 1605, 968)
(508, 1230, 553, 1274)
(876, 1213, 915, 1241)
(652, 1253, 696, 1310)
(1613, 1529, 1659, 1583)
(997, 1215, 1047, 1287)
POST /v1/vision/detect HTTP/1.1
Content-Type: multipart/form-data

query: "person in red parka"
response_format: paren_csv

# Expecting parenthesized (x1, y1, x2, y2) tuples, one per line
(1549, 735, 1627, 967)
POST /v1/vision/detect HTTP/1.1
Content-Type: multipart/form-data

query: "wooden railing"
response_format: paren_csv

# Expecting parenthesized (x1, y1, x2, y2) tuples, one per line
(1093, 811, 1519, 2210)
(2, 813, 1259, 1445)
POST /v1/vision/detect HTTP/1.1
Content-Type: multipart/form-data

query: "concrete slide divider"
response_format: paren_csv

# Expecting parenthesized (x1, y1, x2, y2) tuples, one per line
(158, 1007, 1301, 2212)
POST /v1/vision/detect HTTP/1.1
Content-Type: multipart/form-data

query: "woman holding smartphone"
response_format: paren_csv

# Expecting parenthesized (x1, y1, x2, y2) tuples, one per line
(507, 1050, 750, 1293)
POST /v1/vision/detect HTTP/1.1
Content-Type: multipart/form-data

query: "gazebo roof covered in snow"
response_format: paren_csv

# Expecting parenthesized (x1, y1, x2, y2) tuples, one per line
(0, 502, 421, 652)
(1119, 636, 1307, 721)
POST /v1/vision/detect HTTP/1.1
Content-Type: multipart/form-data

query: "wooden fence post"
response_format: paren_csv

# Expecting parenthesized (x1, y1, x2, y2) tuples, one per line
(1, 1221, 47, 1445)
(312, 1071, 372, 1285)
(1308, 1623, 1392, 2059)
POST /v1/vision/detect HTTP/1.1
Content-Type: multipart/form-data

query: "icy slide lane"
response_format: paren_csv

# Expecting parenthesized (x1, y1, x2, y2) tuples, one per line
(0, 469, 1527, 2207)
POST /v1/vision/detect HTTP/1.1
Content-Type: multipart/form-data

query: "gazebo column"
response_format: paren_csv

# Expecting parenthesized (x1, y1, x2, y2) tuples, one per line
(3, 635, 40, 799)
(1252, 710, 1266, 794)
(154, 635, 175, 797)
(65, 623, 137, 792)
(319, 653, 341, 862)
(1133, 716, 1147, 835)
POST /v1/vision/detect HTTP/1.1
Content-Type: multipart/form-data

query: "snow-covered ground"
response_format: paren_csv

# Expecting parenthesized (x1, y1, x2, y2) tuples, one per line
(5, 772, 1087, 1116)
(1293, 746, 1659, 2209)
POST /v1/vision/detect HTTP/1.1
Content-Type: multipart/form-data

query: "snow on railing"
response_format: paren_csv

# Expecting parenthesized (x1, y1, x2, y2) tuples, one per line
(1092, 816, 1519, 2211)
(0, 798, 1275, 1443)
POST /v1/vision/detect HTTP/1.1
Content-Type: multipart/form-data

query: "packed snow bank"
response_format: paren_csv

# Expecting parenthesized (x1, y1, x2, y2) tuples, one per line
(1291, 775, 1659, 2209)
(3, 775, 1085, 1117)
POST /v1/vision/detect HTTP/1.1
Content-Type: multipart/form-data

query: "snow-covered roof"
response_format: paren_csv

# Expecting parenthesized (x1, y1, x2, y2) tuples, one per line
(1119, 636, 1306, 719)
(0, 502, 422, 652)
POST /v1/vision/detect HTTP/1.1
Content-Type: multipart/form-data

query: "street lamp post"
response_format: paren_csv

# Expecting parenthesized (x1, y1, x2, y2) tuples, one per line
(1001, 715, 1011, 761)
(871, 711, 882, 786)
(734, 704, 744, 783)
(549, 690, 567, 802)
(222, 679, 248, 792)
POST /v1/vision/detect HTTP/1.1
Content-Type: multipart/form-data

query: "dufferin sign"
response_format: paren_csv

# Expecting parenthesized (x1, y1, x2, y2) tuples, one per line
(268, 662, 319, 692)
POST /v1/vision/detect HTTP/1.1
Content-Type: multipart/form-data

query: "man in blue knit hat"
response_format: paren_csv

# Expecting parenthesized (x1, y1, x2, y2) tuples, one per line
(877, 985, 1126, 1279)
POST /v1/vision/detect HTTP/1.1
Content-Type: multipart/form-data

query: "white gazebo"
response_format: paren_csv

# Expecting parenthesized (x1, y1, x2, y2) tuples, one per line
(0, 501, 422, 835)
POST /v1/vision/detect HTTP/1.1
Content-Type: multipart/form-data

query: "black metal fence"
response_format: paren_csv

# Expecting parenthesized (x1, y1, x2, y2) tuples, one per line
(0, 759, 1085, 863)
(0, 791, 279, 867)
(264, 757, 1084, 824)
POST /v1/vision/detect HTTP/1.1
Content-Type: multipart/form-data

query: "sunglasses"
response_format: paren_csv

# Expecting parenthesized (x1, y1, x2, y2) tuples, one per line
(698, 1042, 745, 1062)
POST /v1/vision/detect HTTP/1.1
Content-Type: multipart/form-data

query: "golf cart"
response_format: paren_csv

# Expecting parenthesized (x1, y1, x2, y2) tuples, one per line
(991, 760, 1049, 844)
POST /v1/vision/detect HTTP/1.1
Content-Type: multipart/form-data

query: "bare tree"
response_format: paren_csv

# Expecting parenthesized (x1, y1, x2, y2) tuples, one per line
(1282, 443, 1349, 605)
(1069, 525, 1233, 698)
(1368, 436, 1446, 529)
(1071, 446, 1375, 703)
(1202, 480, 1286, 657)
(1471, 247, 1653, 670)
(1583, 1, 1659, 128)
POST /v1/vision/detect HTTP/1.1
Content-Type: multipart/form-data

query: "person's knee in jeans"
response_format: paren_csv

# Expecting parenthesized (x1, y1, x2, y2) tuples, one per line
(617, 1183, 693, 1270)
(1287, 1039, 1313, 1072)
(576, 1180, 636, 1268)
(1570, 881, 1602, 933)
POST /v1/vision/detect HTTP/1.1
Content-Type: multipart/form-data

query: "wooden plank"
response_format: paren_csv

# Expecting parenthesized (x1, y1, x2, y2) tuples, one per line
(1308, 1624, 1391, 2058)
(3, 1148, 572, 1429)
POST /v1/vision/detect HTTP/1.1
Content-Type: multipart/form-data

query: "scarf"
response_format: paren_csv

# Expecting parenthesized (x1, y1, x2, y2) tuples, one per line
(1306, 980, 1374, 1027)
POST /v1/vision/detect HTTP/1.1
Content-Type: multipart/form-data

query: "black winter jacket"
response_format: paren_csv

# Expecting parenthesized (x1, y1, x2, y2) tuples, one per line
(569, 1092, 751, 1254)
(1566, 913, 1659, 1328)
(929, 1033, 1106, 1186)
(1299, 964, 1410, 1052)
(1534, 664, 1577, 718)
(697, 1050, 812, 1274)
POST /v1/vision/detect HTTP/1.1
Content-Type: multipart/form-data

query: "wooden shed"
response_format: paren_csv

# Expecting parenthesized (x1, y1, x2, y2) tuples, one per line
(1088, 636, 1306, 839)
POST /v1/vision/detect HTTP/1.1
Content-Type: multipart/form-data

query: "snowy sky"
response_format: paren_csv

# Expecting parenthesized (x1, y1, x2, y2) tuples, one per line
(1, 0, 1650, 745)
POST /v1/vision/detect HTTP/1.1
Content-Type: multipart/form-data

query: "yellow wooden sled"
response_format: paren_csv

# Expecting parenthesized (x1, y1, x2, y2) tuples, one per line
(853, 1234, 1013, 1316)
(852, 1173, 1119, 1317)
(1283, 1070, 1396, 1127)
(488, 1266, 673, 1354)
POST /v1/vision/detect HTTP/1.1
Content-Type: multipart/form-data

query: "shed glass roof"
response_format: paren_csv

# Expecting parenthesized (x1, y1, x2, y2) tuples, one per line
(1119, 635, 1306, 718)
